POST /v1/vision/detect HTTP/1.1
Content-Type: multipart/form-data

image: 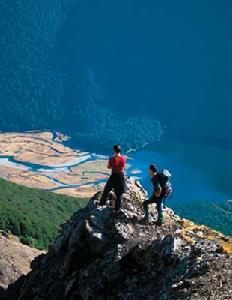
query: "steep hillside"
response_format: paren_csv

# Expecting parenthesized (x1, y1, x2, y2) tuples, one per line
(0, 178, 86, 249)
(172, 200, 232, 236)
(5, 179, 232, 300)
(0, 232, 42, 292)
(1, 1, 231, 147)
(0, 1, 163, 151)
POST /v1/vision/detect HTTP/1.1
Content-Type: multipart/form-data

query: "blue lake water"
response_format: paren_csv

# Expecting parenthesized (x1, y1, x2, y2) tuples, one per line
(1, 133, 231, 205)
(63, 137, 232, 204)
(129, 141, 232, 204)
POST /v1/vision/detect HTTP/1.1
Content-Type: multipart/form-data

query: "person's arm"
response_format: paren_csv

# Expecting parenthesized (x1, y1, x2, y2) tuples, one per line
(107, 158, 112, 169)
(121, 156, 127, 170)
(154, 187, 162, 197)
(154, 182, 162, 197)
(124, 156, 127, 166)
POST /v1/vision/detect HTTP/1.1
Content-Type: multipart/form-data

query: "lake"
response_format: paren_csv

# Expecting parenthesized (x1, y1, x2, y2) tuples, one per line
(130, 140, 232, 204)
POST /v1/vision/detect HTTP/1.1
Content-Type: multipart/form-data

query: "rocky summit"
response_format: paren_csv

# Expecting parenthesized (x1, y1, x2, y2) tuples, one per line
(5, 178, 232, 300)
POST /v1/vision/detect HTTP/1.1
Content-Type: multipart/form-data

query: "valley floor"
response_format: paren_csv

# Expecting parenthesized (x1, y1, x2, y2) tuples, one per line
(0, 131, 111, 198)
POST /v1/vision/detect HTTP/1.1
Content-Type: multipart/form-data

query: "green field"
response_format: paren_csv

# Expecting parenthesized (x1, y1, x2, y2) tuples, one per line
(0, 179, 87, 249)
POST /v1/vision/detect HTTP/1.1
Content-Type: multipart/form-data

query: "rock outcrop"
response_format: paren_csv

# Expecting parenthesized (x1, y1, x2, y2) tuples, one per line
(5, 178, 232, 300)
(0, 233, 42, 293)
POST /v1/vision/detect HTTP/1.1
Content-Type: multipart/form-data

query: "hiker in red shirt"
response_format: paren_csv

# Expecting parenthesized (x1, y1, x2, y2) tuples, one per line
(99, 145, 127, 212)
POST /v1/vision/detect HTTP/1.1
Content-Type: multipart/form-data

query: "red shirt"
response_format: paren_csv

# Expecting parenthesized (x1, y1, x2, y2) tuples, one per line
(109, 155, 127, 174)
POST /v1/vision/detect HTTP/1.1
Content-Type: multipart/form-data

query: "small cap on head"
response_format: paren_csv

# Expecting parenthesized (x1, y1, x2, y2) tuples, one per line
(113, 145, 121, 154)
(149, 164, 158, 173)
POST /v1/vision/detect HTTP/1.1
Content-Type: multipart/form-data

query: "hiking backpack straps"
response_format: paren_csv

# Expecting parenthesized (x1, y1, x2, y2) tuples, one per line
(157, 169, 173, 198)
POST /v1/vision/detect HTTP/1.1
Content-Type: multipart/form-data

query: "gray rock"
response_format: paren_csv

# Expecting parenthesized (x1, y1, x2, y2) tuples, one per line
(4, 178, 232, 300)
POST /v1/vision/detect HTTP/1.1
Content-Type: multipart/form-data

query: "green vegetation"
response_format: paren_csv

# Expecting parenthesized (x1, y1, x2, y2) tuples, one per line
(0, 0, 163, 152)
(171, 201, 232, 236)
(0, 178, 87, 250)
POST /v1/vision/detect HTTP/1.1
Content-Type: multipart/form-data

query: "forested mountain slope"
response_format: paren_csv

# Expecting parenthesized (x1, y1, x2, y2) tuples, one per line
(0, 1, 162, 151)
(0, 178, 86, 249)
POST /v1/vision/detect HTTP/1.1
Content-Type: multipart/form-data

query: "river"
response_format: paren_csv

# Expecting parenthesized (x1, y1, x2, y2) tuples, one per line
(0, 133, 231, 204)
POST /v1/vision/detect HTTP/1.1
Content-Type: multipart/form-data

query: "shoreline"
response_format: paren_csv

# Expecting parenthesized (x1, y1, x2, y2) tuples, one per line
(0, 131, 140, 197)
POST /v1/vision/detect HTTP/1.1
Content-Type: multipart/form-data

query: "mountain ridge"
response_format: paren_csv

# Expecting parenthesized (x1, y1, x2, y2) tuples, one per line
(4, 178, 232, 300)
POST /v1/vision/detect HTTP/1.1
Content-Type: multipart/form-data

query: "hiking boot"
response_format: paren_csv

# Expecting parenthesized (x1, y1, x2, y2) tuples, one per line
(143, 206, 151, 222)
(140, 217, 152, 224)
(155, 219, 163, 226)
(155, 215, 163, 226)
(111, 209, 124, 218)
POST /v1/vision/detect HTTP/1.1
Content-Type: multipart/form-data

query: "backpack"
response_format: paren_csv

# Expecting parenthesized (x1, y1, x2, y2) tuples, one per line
(157, 169, 173, 198)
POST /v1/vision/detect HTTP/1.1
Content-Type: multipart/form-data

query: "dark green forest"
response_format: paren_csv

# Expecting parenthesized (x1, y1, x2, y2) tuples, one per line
(1, 1, 231, 150)
(0, 1, 162, 151)
(0, 178, 86, 249)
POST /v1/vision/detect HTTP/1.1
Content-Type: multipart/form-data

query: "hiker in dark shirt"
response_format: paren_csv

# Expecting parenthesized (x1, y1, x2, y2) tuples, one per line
(99, 145, 127, 212)
(143, 164, 164, 225)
